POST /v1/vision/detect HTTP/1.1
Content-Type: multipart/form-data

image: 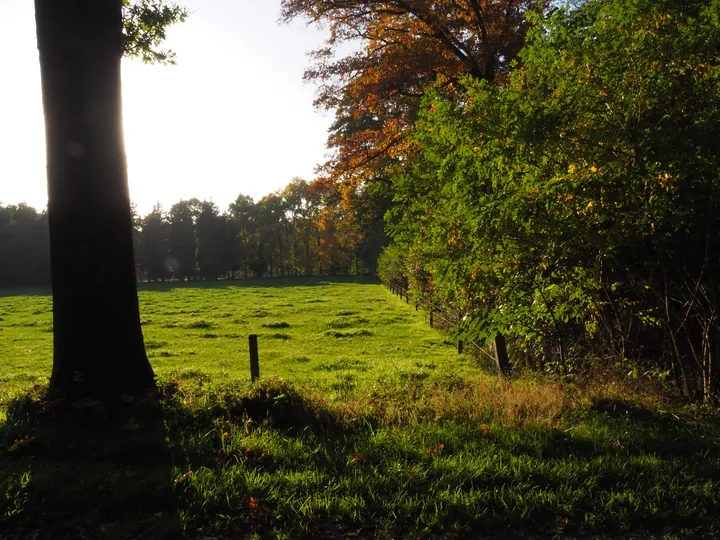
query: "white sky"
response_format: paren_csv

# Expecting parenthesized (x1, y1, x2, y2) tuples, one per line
(0, 0, 334, 215)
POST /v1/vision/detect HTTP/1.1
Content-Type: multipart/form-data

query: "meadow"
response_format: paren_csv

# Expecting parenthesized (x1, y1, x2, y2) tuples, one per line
(1, 278, 720, 539)
(0, 277, 478, 401)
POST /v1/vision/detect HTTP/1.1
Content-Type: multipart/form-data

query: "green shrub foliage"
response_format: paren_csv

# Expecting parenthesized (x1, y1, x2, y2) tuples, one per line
(384, 0, 720, 400)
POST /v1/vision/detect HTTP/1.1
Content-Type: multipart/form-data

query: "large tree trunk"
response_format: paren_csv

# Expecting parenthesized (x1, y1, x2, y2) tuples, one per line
(36, 0, 155, 400)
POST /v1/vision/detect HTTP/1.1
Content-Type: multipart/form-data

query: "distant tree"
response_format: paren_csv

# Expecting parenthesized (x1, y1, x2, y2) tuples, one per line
(282, 179, 309, 276)
(0, 176, 388, 290)
(256, 194, 287, 278)
(168, 199, 200, 280)
(196, 201, 230, 280)
(130, 203, 143, 281)
(138, 204, 170, 281)
(352, 182, 391, 275)
(311, 178, 361, 275)
(228, 194, 257, 278)
(282, 179, 322, 276)
(34, 0, 185, 400)
(0, 204, 50, 288)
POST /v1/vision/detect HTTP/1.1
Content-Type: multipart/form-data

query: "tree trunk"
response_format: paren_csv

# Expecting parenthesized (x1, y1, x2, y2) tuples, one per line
(36, 0, 155, 400)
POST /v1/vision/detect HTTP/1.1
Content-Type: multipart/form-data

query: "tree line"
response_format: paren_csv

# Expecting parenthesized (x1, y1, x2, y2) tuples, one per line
(0, 204, 50, 287)
(0, 177, 389, 288)
(133, 177, 389, 281)
(286, 0, 720, 402)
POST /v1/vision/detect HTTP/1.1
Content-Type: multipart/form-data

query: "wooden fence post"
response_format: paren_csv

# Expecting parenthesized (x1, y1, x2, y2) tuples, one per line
(457, 312, 463, 354)
(249, 334, 260, 382)
(429, 304, 434, 328)
(493, 333, 510, 377)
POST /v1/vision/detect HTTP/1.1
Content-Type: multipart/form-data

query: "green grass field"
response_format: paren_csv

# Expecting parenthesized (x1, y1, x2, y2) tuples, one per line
(2, 278, 720, 539)
(0, 277, 478, 401)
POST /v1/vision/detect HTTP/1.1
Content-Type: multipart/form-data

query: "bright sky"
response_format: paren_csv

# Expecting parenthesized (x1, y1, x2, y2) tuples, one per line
(0, 0, 334, 215)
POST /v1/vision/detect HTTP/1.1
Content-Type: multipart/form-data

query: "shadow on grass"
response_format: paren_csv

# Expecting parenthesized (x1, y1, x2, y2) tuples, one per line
(137, 275, 381, 294)
(162, 380, 720, 539)
(0, 277, 381, 299)
(0, 277, 385, 299)
(0, 390, 181, 540)
(3, 380, 720, 539)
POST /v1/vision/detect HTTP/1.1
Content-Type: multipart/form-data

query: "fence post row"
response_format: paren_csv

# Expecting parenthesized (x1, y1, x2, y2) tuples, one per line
(385, 281, 510, 373)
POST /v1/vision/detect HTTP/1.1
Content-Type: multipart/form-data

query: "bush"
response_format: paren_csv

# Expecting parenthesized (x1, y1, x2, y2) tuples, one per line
(389, 0, 720, 400)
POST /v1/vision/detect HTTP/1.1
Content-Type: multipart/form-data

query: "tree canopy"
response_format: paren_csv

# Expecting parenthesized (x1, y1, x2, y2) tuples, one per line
(281, 0, 545, 188)
(122, 0, 189, 64)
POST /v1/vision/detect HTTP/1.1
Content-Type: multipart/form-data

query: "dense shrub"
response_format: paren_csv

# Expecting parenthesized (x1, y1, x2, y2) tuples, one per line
(386, 0, 720, 401)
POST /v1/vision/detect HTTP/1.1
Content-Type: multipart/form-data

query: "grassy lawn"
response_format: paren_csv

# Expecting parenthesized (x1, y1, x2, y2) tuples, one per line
(1, 278, 720, 539)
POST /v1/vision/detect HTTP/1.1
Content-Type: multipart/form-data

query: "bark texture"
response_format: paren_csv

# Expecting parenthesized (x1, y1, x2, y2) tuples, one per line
(35, 0, 155, 400)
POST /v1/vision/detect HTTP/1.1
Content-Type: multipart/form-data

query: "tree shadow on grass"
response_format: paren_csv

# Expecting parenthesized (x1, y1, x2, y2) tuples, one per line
(160, 380, 720, 539)
(0, 389, 181, 540)
(137, 275, 381, 293)
(0, 277, 383, 299)
(3, 381, 720, 539)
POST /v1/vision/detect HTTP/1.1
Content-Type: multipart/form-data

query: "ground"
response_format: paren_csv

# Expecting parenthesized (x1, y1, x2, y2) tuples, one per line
(1, 278, 719, 539)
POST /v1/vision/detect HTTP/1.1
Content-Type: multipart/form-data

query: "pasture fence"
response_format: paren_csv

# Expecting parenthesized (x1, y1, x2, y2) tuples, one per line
(386, 280, 510, 377)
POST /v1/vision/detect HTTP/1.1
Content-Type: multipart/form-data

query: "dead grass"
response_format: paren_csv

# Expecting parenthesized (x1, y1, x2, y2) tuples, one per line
(324, 372, 674, 430)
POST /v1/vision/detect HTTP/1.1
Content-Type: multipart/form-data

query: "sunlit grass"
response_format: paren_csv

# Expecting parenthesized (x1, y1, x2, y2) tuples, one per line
(0, 277, 479, 403)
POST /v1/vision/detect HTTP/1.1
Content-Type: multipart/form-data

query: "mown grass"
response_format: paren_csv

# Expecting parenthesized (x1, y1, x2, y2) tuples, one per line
(1, 278, 720, 539)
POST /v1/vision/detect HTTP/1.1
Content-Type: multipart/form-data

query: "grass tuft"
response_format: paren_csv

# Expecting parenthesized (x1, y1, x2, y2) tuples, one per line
(261, 321, 290, 329)
(186, 321, 213, 330)
(267, 333, 291, 340)
(325, 329, 373, 339)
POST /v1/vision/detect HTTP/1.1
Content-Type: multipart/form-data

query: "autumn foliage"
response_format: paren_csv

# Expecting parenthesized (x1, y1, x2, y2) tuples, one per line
(281, 0, 545, 187)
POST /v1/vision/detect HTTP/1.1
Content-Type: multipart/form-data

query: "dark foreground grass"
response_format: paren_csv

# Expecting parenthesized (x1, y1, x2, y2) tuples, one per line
(2, 375, 720, 540)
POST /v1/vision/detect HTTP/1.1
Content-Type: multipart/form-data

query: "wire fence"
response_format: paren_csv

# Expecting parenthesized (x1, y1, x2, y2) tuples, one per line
(385, 280, 500, 370)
